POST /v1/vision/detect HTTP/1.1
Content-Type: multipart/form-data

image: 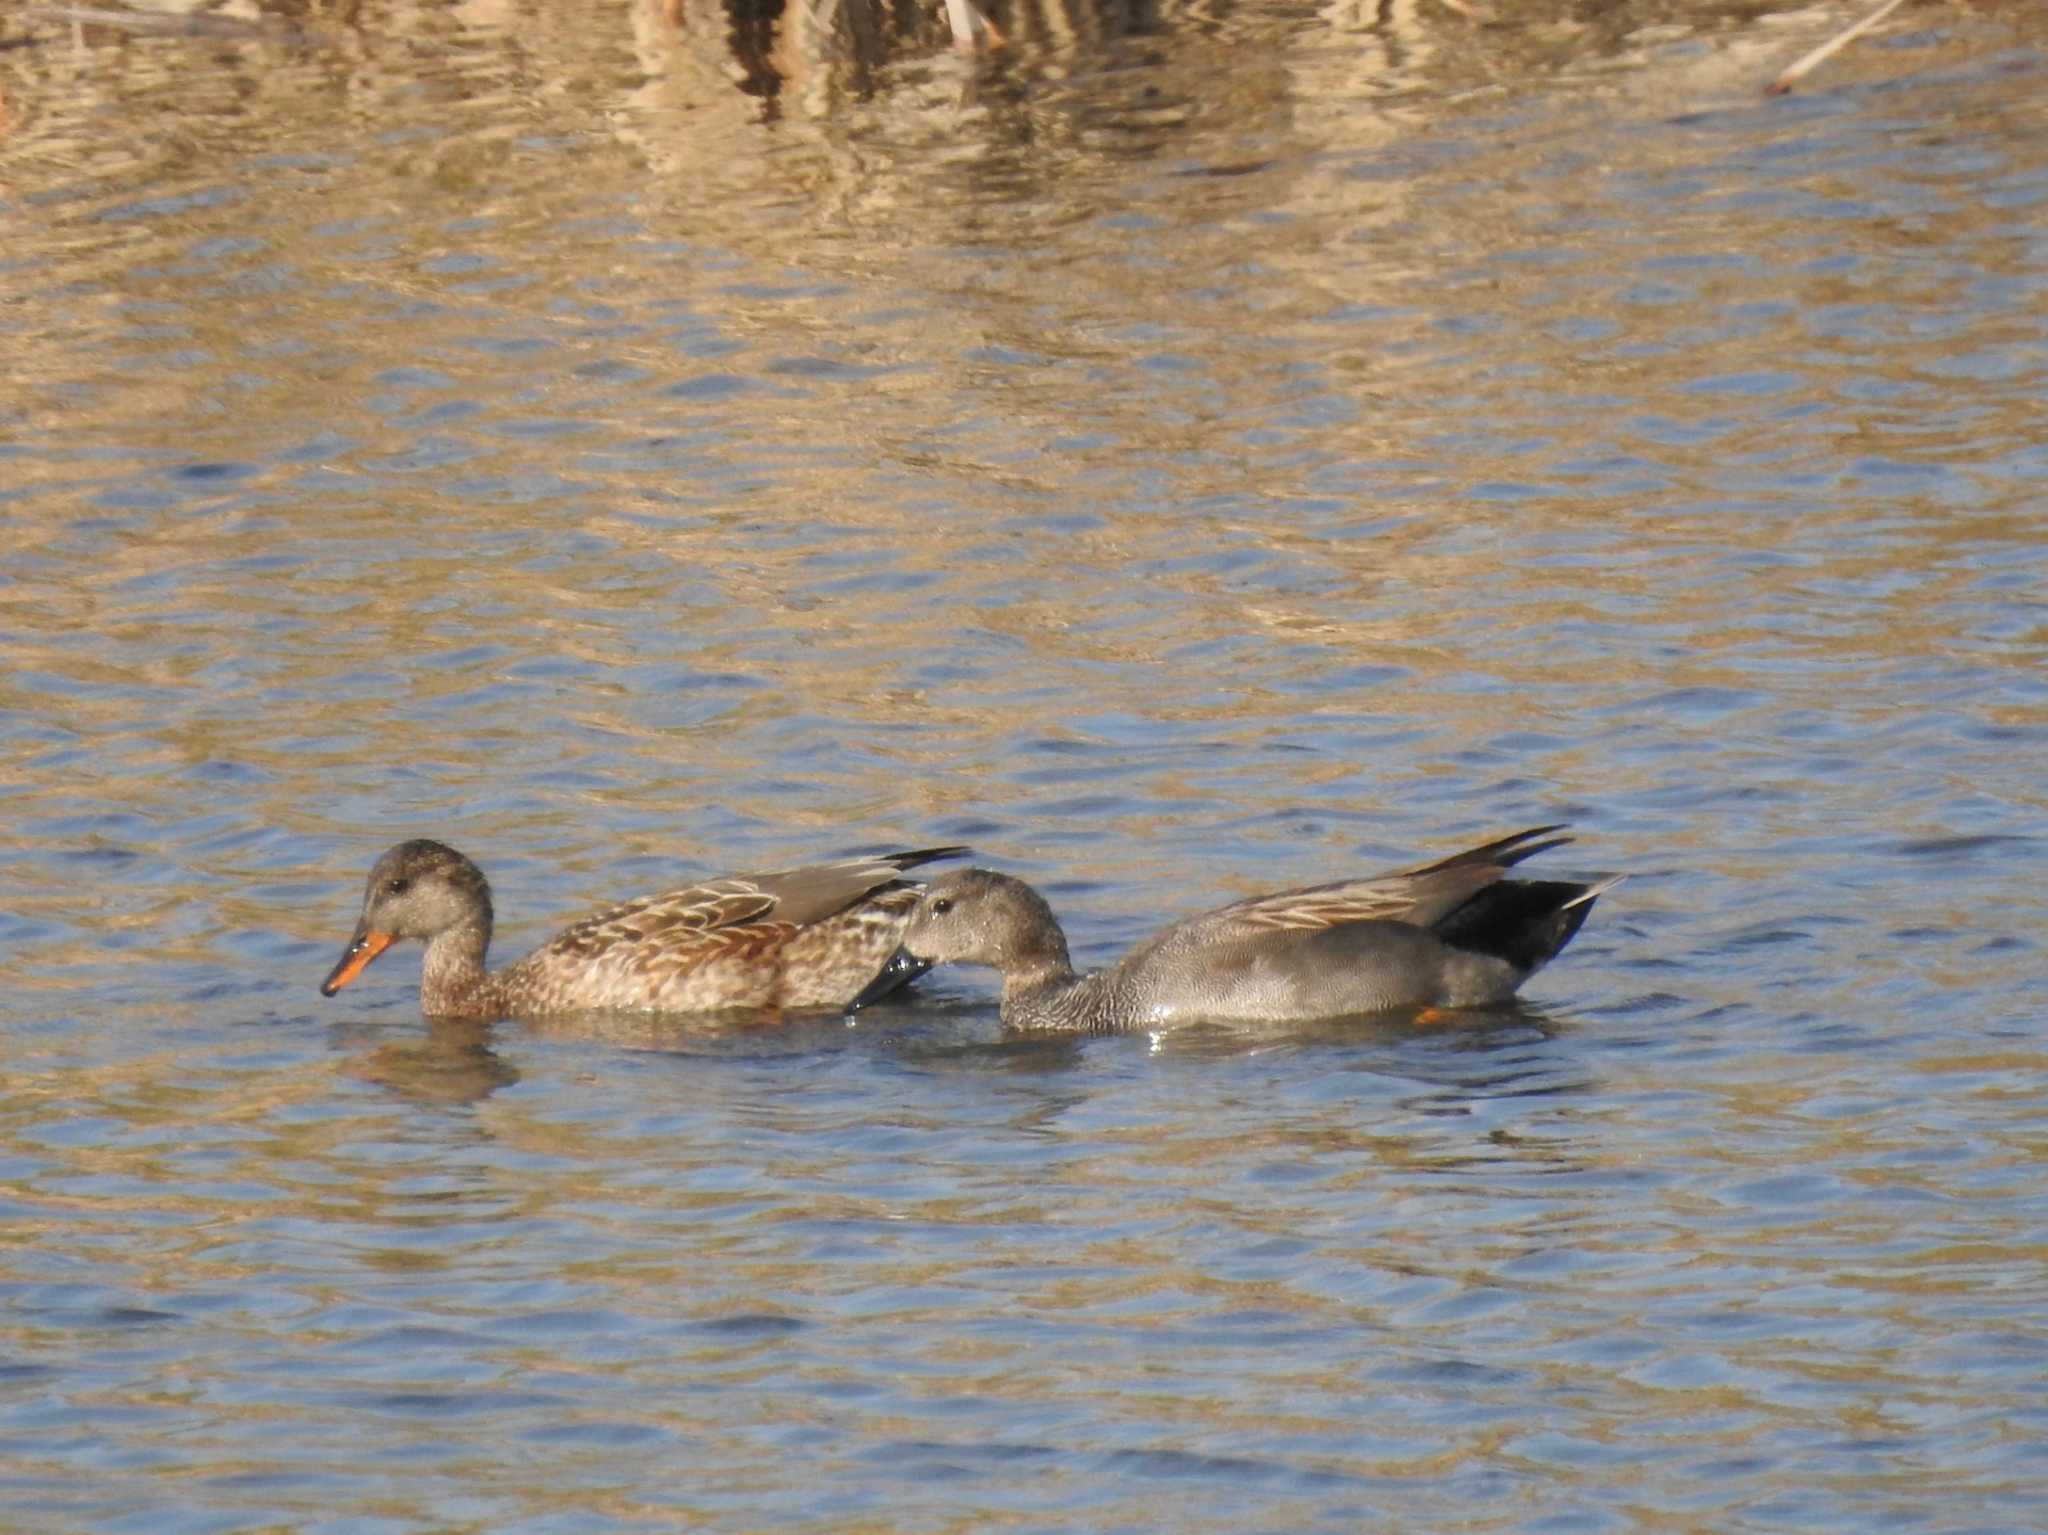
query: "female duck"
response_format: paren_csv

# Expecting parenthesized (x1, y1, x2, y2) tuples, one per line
(850, 826, 1617, 1030)
(322, 839, 966, 1020)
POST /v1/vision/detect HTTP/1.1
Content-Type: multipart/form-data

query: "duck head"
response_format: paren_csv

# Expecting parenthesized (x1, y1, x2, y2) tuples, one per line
(320, 839, 493, 996)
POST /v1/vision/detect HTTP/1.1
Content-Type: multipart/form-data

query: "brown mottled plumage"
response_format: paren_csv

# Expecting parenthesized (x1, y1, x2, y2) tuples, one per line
(320, 839, 968, 1020)
(850, 827, 1619, 1031)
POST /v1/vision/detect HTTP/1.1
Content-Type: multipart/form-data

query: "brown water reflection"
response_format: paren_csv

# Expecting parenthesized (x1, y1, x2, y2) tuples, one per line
(4, 0, 2048, 1530)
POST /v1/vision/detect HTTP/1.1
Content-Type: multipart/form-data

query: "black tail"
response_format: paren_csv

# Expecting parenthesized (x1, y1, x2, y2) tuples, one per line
(1430, 876, 1615, 977)
(885, 846, 973, 872)
(1410, 825, 1573, 877)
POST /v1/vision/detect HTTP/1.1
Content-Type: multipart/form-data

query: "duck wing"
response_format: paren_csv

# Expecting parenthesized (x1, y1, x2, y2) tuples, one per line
(542, 845, 970, 958)
(1167, 826, 1573, 945)
(730, 846, 972, 929)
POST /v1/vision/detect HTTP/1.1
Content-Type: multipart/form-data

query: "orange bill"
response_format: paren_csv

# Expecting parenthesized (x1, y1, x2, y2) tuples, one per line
(321, 929, 395, 996)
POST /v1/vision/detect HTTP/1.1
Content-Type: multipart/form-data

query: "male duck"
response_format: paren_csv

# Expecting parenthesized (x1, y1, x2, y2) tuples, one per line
(849, 826, 1616, 1030)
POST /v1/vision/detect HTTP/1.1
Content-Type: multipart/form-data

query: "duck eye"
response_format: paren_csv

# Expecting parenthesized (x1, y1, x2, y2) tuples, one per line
(930, 896, 953, 916)
(386, 876, 411, 896)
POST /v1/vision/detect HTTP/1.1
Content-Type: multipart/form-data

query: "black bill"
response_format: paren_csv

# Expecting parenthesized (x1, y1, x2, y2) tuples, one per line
(846, 944, 933, 1013)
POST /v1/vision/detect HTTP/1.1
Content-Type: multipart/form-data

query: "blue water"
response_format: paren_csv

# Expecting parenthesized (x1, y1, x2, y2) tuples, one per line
(2, 1, 2045, 1529)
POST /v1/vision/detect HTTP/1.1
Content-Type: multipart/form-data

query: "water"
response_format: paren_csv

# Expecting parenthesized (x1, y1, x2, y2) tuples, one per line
(3, 0, 2046, 1528)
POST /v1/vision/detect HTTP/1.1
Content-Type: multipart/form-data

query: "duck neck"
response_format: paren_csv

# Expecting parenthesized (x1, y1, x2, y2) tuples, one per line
(998, 932, 1086, 1021)
(1002, 952, 1076, 997)
(419, 916, 495, 1019)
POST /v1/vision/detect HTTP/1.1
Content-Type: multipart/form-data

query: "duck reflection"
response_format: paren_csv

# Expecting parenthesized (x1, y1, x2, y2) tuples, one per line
(342, 1014, 521, 1107)
(1141, 998, 1567, 1061)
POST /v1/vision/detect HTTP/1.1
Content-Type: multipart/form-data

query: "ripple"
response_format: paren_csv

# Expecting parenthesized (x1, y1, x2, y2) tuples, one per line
(1, 6, 2045, 1533)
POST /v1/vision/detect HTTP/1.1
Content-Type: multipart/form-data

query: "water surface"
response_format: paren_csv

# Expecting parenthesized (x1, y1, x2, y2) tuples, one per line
(3, 0, 2046, 1529)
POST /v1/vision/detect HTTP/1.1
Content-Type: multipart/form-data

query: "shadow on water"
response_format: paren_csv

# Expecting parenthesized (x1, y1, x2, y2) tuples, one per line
(330, 1014, 522, 1107)
(1144, 1000, 1600, 1117)
(326, 994, 1021, 1106)
(1146, 998, 1564, 1056)
(328, 1004, 871, 1104)
(849, 988, 1594, 1095)
(323, 987, 1591, 1107)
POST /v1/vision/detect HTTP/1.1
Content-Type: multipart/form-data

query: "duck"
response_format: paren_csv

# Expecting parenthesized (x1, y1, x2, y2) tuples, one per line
(320, 839, 969, 1020)
(848, 826, 1617, 1030)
